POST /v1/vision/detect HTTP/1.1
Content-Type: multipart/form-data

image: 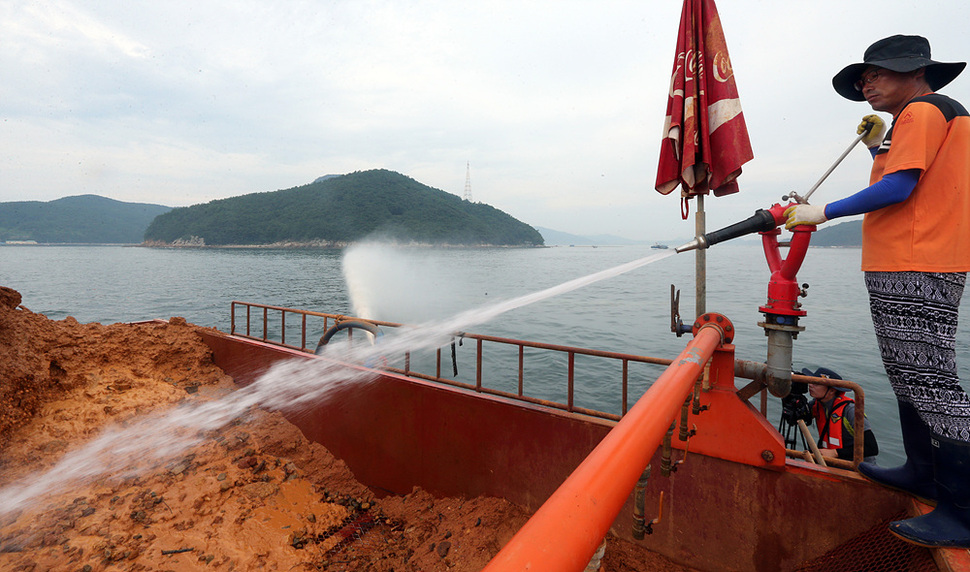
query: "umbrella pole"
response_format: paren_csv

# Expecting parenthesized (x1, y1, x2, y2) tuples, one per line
(695, 194, 706, 317)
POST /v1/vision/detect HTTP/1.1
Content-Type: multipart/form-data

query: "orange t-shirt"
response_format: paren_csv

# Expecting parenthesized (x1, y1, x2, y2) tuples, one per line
(861, 93, 970, 272)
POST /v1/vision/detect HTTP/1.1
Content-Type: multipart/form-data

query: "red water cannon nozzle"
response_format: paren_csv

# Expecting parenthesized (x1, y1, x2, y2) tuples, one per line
(672, 202, 817, 398)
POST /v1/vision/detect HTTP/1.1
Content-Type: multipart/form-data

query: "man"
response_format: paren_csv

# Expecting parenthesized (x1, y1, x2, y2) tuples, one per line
(786, 35, 970, 548)
(803, 368, 878, 464)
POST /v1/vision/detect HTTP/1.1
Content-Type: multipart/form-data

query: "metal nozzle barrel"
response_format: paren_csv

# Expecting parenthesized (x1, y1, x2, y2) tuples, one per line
(674, 235, 708, 253)
(675, 208, 779, 253)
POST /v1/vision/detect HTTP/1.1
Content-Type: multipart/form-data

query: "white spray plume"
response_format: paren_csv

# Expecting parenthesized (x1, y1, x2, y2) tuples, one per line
(0, 249, 674, 516)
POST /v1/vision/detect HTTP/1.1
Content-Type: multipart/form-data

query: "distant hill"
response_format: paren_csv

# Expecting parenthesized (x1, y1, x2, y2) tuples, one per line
(811, 220, 862, 247)
(536, 227, 645, 246)
(0, 195, 171, 244)
(534, 219, 863, 249)
(144, 169, 543, 247)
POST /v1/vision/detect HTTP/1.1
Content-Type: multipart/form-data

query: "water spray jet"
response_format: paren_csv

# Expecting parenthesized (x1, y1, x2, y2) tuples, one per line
(0, 249, 678, 516)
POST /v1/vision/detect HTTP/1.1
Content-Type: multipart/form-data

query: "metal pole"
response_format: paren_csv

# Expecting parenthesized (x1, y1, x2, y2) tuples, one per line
(695, 194, 706, 317)
(797, 419, 828, 466)
(782, 122, 872, 204)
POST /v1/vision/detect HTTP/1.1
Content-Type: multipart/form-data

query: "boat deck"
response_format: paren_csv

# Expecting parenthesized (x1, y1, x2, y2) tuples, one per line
(201, 302, 970, 571)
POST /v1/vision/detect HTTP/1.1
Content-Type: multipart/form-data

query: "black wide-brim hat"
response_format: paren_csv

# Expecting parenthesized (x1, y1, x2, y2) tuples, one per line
(800, 367, 843, 380)
(833, 34, 966, 101)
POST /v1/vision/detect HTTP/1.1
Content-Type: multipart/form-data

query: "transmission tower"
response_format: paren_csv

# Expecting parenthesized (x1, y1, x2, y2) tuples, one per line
(463, 161, 473, 202)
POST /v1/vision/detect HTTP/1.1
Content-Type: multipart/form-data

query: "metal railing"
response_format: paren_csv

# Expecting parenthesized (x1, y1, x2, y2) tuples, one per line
(230, 301, 673, 421)
(228, 301, 867, 466)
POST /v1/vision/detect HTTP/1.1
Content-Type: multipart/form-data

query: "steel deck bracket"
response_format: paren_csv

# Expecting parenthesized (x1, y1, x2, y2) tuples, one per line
(670, 343, 786, 469)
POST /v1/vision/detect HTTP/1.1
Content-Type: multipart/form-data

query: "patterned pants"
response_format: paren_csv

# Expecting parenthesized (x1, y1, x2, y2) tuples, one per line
(866, 271, 970, 442)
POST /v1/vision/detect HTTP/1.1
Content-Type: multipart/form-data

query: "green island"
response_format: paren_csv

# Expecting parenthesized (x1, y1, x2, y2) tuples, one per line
(145, 169, 544, 247)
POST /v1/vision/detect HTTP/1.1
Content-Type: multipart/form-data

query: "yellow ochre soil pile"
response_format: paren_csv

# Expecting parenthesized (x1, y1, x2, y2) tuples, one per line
(0, 286, 691, 571)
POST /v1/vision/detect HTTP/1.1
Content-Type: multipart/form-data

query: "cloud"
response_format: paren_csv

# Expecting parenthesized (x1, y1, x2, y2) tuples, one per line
(9, 1, 150, 59)
(1, 0, 968, 240)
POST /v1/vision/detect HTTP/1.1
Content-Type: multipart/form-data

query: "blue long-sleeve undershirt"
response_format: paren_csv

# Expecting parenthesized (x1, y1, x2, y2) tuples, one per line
(824, 168, 920, 220)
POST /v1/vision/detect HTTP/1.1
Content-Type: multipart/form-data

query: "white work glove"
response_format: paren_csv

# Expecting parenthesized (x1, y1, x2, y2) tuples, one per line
(858, 114, 886, 149)
(784, 204, 827, 230)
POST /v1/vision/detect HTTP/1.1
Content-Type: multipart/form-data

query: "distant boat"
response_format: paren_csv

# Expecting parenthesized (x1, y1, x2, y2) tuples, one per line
(651, 242, 669, 249)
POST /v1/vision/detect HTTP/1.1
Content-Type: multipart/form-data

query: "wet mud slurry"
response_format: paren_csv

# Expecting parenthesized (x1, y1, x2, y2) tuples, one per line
(0, 286, 691, 571)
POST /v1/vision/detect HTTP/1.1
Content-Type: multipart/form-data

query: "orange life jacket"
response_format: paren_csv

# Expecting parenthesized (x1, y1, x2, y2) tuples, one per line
(812, 393, 854, 450)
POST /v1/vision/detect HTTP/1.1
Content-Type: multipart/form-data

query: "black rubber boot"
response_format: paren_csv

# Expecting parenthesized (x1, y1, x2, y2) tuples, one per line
(858, 400, 936, 503)
(890, 435, 970, 548)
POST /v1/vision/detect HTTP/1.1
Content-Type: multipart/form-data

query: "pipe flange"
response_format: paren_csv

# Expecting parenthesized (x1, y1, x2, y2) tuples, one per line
(756, 321, 805, 334)
(692, 313, 734, 344)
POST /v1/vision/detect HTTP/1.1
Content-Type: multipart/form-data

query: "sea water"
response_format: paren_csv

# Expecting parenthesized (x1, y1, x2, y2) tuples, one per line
(4, 242, 970, 478)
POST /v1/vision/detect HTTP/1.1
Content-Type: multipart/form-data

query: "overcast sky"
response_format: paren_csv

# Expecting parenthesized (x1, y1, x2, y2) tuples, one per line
(3, 1, 968, 241)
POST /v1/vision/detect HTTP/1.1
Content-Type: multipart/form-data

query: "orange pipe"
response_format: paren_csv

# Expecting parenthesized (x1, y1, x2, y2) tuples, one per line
(482, 324, 727, 571)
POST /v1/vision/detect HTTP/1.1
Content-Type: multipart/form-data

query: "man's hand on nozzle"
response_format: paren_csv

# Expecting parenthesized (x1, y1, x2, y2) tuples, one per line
(784, 204, 827, 230)
(858, 114, 886, 148)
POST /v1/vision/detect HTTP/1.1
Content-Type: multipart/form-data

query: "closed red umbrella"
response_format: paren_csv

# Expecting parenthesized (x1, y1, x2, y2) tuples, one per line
(656, 0, 752, 209)
(655, 0, 752, 318)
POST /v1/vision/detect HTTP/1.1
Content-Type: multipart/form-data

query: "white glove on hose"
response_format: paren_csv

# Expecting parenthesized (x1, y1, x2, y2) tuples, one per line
(784, 204, 827, 230)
